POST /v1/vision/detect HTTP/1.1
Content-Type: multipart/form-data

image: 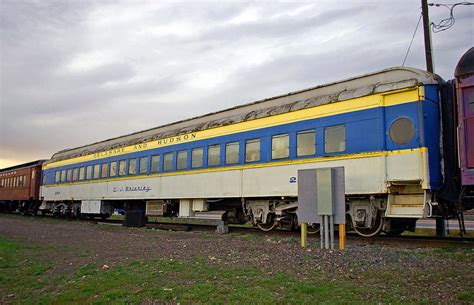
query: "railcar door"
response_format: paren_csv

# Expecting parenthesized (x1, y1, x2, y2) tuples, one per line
(463, 87, 474, 168)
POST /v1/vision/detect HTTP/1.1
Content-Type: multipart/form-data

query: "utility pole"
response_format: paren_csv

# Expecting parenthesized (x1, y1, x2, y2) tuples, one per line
(421, 0, 434, 73)
(422, 0, 445, 237)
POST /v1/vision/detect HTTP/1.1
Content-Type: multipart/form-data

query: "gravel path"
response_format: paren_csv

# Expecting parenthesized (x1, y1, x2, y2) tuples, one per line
(0, 215, 472, 304)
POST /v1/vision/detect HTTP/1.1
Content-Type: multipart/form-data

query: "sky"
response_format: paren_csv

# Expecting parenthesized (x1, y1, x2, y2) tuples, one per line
(0, 0, 473, 168)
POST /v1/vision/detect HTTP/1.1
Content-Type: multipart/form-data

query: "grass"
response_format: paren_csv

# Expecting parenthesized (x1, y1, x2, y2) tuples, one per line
(1, 236, 472, 305)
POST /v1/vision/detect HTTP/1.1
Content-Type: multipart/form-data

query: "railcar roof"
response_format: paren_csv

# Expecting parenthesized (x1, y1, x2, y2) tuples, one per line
(0, 160, 47, 172)
(47, 66, 442, 163)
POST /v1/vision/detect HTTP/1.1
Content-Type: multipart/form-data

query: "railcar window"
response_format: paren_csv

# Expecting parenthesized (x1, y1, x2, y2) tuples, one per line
(208, 145, 220, 166)
(245, 139, 261, 162)
(272, 134, 289, 159)
(225, 142, 239, 164)
(119, 160, 126, 176)
(140, 157, 149, 174)
(42, 174, 46, 185)
(467, 89, 474, 113)
(324, 125, 346, 153)
(86, 166, 93, 180)
(19, 175, 24, 187)
(164, 153, 173, 171)
(177, 150, 188, 170)
(0, 179, 3, 188)
(24, 175, 28, 187)
(61, 170, 66, 182)
(78, 167, 84, 180)
(67, 169, 73, 181)
(389, 118, 415, 145)
(73, 168, 79, 181)
(297, 130, 316, 156)
(110, 162, 117, 177)
(93, 164, 100, 179)
(129, 159, 137, 175)
(192, 148, 203, 168)
(101, 163, 108, 178)
(150, 155, 160, 173)
(13, 176, 17, 187)
(55, 171, 60, 183)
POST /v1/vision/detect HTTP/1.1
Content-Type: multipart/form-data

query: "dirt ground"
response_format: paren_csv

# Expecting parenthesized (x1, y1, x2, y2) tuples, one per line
(0, 215, 473, 304)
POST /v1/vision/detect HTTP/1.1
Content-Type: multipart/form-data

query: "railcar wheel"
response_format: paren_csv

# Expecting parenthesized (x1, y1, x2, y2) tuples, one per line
(257, 214, 278, 232)
(307, 223, 320, 234)
(353, 211, 384, 237)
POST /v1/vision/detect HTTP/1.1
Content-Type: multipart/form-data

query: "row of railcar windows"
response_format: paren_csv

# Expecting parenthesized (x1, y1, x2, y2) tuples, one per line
(52, 125, 345, 184)
(0, 175, 28, 189)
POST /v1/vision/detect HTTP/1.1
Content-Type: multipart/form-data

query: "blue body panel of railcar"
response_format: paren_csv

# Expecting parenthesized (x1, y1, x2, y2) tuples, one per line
(42, 89, 443, 191)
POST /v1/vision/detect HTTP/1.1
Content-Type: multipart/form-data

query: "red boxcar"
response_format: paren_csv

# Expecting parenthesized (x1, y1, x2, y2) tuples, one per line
(0, 160, 46, 213)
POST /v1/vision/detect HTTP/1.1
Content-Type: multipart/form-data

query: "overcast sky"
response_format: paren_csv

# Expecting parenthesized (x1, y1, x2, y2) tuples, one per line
(0, 0, 473, 168)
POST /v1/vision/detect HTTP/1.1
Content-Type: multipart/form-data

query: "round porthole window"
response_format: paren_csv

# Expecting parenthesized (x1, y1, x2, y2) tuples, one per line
(389, 118, 415, 145)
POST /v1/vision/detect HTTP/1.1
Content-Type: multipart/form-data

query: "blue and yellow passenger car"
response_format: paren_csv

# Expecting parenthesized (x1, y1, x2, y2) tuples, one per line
(40, 67, 446, 236)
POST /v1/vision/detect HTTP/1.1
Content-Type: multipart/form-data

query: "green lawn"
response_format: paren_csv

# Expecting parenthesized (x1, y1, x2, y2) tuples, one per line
(1, 232, 472, 304)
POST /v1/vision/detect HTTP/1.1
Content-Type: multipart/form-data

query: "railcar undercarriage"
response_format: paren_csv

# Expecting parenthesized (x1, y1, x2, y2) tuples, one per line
(242, 195, 418, 237)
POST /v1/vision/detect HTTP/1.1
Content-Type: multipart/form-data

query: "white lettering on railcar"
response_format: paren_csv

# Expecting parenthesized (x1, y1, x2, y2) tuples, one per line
(112, 186, 152, 193)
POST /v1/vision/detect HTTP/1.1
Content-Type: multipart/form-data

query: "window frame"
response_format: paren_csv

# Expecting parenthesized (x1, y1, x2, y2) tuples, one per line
(163, 153, 174, 171)
(86, 165, 93, 180)
(73, 168, 79, 181)
(324, 124, 346, 154)
(271, 133, 290, 160)
(150, 155, 160, 173)
(93, 164, 100, 179)
(191, 147, 203, 168)
(110, 161, 117, 177)
(207, 144, 221, 167)
(245, 138, 261, 163)
(101, 163, 108, 178)
(118, 160, 127, 176)
(128, 158, 137, 175)
(79, 167, 85, 181)
(225, 142, 240, 165)
(140, 156, 149, 174)
(177, 150, 188, 170)
(297, 129, 316, 157)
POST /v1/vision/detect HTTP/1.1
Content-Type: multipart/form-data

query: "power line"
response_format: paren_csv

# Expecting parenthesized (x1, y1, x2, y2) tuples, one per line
(402, 13, 423, 67)
(429, 2, 474, 33)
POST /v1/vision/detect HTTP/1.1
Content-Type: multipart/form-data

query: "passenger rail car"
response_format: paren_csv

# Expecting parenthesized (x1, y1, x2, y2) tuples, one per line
(37, 48, 473, 237)
(0, 160, 45, 214)
(455, 48, 474, 208)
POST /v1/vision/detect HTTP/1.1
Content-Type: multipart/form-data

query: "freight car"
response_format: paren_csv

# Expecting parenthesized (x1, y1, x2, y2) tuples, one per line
(18, 48, 473, 236)
(0, 160, 46, 214)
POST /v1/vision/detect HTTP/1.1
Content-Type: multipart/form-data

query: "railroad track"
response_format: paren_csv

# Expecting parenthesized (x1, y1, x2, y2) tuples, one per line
(6, 213, 474, 247)
(97, 218, 474, 246)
